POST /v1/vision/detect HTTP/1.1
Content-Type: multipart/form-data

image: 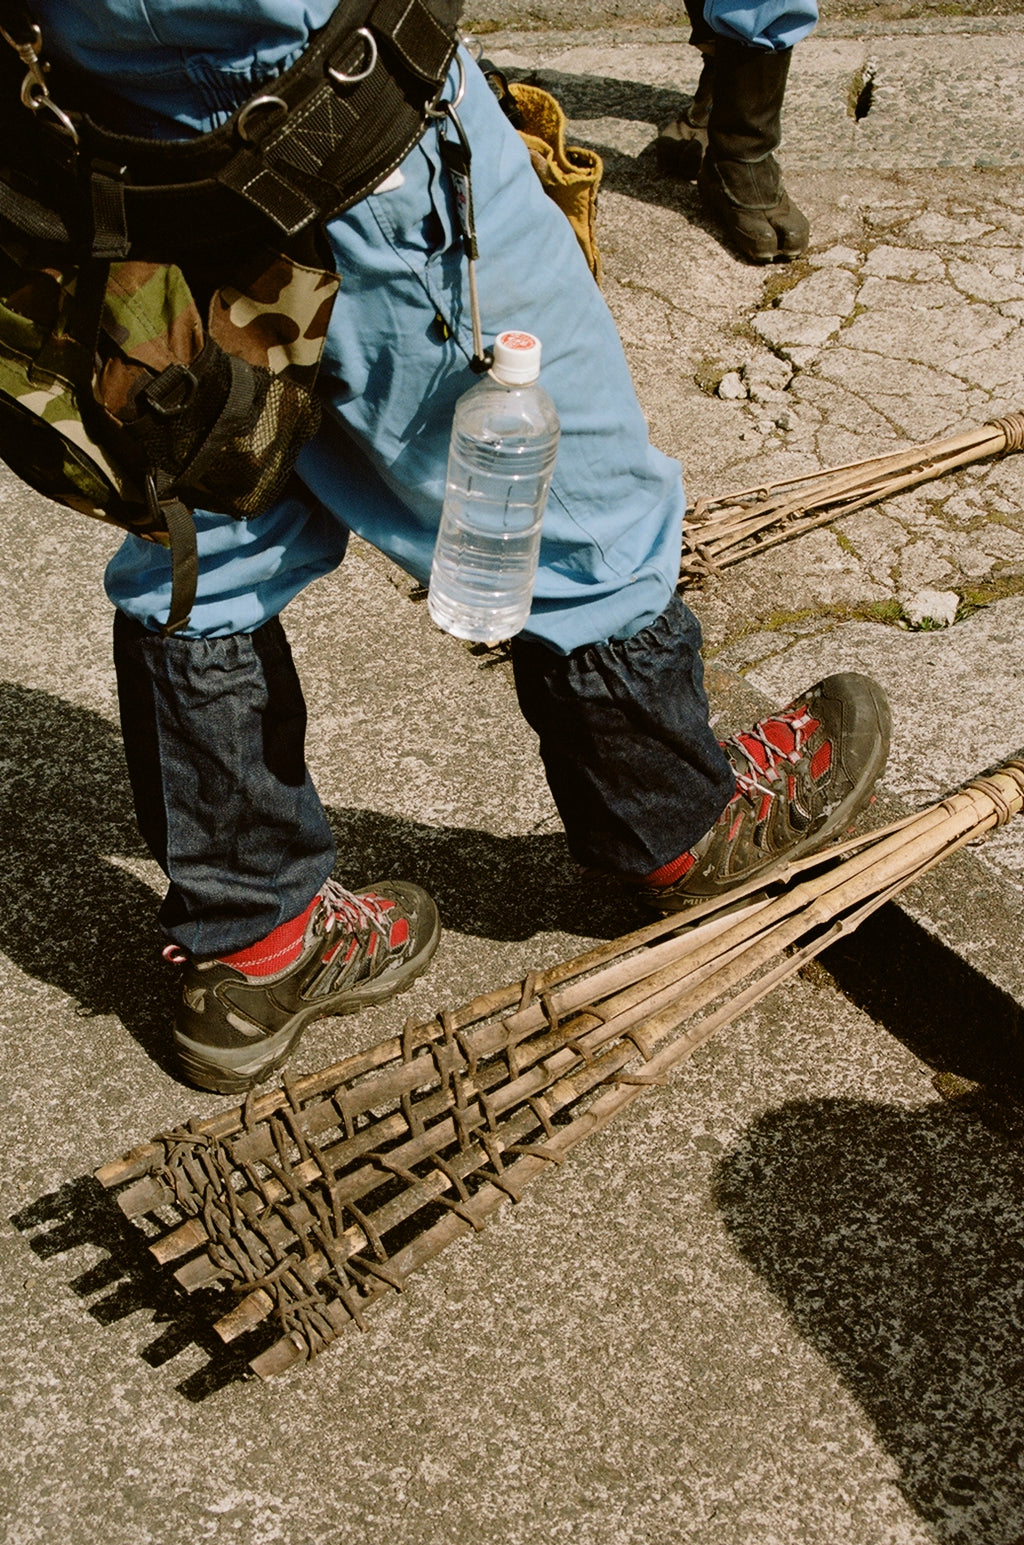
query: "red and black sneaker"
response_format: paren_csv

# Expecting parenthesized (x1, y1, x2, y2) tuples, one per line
(170, 879, 441, 1095)
(640, 672, 891, 912)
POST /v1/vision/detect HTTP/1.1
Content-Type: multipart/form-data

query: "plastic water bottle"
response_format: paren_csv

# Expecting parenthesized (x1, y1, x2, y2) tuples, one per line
(428, 329, 560, 644)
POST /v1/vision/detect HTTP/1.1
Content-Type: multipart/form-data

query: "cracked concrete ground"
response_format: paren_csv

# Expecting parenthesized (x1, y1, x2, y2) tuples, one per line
(694, 204, 1024, 642)
(3, 15, 1024, 1545)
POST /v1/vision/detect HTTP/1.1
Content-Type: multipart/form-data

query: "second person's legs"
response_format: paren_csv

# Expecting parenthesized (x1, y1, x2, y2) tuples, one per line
(657, 0, 814, 262)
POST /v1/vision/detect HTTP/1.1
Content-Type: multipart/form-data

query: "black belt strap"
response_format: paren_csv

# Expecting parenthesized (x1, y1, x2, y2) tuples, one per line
(0, 177, 67, 241)
(151, 484, 200, 637)
(192, 0, 460, 237)
(372, 0, 455, 79)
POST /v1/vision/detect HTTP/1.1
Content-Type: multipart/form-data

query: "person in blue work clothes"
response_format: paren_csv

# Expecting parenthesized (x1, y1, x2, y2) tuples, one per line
(28, 0, 889, 1097)
(656, 0, 817, 262)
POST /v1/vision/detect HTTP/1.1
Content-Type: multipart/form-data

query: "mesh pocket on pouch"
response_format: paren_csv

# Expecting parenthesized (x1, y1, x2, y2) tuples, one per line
(120, 336, 322, 520)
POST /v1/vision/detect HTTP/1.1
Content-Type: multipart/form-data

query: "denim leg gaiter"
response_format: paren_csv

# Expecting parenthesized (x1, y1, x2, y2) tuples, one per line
(113, 611, 336, 957)
(512, 593, 735, 879)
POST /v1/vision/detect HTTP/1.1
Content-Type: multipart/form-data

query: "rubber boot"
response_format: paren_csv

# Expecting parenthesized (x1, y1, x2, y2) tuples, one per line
(655, 52, 714, 181)
(697, 40, 809, 264)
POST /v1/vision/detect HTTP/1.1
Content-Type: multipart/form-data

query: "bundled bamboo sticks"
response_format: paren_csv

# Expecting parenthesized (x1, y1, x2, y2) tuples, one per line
(96, 753, 1024, 1380)
(680, 410, 1024, 585)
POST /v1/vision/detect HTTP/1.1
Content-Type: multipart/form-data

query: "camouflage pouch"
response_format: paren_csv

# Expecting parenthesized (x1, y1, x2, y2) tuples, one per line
(0, 244, 338, 628)
(0, 251, 130, 527)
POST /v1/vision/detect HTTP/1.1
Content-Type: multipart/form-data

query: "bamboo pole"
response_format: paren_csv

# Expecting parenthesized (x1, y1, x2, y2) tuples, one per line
(679, 410, 1024, 584)
(95, 755, 1024, 1379)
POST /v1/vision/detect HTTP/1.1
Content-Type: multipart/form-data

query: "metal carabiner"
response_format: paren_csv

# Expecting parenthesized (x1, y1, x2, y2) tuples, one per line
(26, 86, 78, 140)
(328, 27, 378, 86)
(431, 53, 492, 373)
(0, 20, 45, 99)
(1, 20, 79, 142)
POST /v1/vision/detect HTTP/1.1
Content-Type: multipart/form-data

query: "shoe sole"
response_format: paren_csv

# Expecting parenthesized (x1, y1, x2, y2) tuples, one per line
(174, 898, 442, 1097)
(651, 672, 892, 914)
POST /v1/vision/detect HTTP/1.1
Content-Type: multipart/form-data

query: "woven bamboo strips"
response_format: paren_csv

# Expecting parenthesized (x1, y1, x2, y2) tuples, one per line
(95, 754, 1024, 1380)
(95, 902, 759, 1194)
(680, 410, 1024, 584)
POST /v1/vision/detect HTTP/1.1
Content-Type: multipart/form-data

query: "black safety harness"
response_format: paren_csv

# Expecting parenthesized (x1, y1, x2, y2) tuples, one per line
(0, 0, 463, 261)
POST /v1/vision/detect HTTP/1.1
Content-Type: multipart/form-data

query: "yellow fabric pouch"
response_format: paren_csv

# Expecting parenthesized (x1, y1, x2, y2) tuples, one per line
(506, 80, 604, 285)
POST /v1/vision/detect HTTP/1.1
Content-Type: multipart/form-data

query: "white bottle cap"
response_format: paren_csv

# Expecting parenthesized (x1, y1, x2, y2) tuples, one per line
(490, 329, 542, 385)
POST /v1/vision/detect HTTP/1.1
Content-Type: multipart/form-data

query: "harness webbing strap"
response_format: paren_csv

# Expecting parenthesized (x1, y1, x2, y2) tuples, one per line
(371, 0, 456, 80)
(218, 150, 322, 239)
(0, 176, 67, 241)
(1, 0, 462, 249)
(214, 0, 459, 235)
(155, 489, 201, 637)
(90, 166, 130, 260)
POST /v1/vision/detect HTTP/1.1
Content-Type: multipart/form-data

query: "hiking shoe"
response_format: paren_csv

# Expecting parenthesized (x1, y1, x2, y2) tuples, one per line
(170, 879, 441, 1095)
(640, 672, 891, 912)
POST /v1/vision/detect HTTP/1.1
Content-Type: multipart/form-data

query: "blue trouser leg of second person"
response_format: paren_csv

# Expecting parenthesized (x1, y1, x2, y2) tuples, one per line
(100, 51, 733, 952)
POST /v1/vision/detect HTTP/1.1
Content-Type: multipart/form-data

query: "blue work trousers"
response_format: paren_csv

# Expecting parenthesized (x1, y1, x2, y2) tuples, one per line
(37, 7, 734, 953)
(699, 0, 818, 50)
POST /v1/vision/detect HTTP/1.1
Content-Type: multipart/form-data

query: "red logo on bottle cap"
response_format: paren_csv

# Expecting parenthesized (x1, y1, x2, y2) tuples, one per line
(499, 331, 536, 351)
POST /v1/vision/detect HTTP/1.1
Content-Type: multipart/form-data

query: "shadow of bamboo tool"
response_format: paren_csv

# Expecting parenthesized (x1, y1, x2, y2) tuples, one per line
(679, 410, 1024, 585)
(95, 754, 1024, 1380)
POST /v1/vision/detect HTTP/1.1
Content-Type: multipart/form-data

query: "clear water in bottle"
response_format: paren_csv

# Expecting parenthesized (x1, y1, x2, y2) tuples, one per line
(428, 331, 560, 644)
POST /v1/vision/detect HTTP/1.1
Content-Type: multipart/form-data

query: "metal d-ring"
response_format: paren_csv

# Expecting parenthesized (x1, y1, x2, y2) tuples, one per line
(425, 50, 466, 119)
(237, 93, 288, 142)
(328, 27, 378, 85)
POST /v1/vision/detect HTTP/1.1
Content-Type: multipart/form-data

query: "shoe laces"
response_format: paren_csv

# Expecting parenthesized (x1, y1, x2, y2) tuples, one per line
(159, 882, 400, 971)
(724, 704, 817, 805)
(319, 878, 395, 941)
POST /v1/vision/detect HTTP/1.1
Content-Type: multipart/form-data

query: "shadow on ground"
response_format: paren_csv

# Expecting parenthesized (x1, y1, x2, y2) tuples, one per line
(492, 66, 721, 220)
(714, 1092, 1024, 1543)
(493, 65, 696, 143)
(819, 907, 1024, 1097)
(10, 1176, 270, 1400)
(0, 682, 640, 1074)
(12, 684, 1024, 1423)
(16, 1026, 1024, 1414)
